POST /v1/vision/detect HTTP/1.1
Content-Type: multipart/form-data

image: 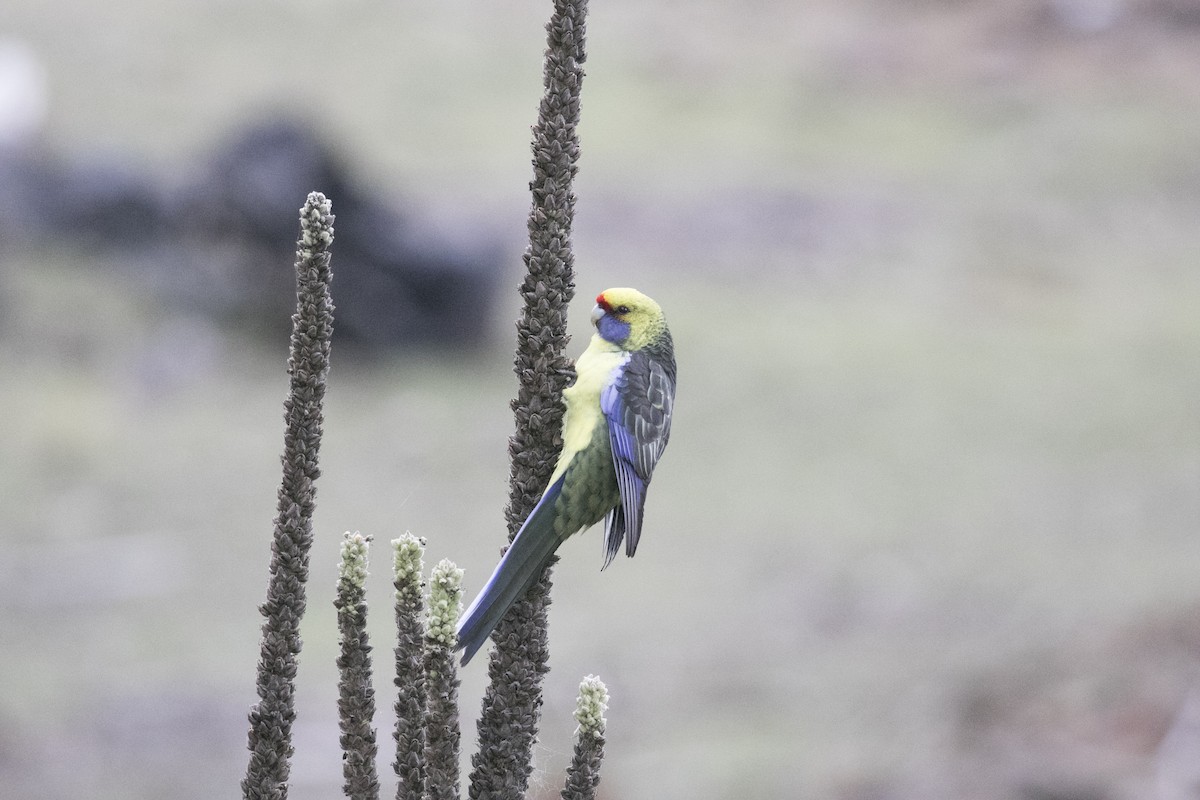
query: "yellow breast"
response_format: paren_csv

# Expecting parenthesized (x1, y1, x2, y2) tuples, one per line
(547, 334, 629, 488)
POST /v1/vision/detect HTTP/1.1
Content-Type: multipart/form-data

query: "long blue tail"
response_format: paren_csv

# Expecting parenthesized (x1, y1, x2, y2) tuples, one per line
(456, 476, 565, 664)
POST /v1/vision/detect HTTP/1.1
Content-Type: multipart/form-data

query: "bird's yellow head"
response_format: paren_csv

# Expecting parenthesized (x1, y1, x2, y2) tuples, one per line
(591, 287, 667, 350)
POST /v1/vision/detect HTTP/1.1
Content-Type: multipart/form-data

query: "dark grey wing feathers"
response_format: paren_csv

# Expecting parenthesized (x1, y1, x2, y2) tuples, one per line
(601, 347, 676, 562)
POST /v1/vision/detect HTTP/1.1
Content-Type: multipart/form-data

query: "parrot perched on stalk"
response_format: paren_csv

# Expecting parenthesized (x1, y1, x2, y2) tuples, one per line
(456, 287, 677, 664)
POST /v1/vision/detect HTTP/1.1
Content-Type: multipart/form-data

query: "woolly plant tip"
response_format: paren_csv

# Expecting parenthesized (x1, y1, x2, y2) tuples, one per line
(339, 532, 371, 589)
(574, 676, 607, 737)
(426, 560, 464, 647)
(392, 534, 425, 593)
(299, 191, 334, 251)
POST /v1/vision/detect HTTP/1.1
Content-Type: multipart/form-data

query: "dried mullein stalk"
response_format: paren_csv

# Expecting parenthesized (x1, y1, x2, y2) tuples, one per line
(243, 191, 335, 800)
(470, 2, 588, 798)
(335, 532, 380, 800)
(392, 534, 427, 800)
(424, 560, 464, 800)
(560, 676, 607, 800)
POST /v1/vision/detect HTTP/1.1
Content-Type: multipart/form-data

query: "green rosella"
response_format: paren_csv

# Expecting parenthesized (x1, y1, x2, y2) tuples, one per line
(457, 287, 677, 664)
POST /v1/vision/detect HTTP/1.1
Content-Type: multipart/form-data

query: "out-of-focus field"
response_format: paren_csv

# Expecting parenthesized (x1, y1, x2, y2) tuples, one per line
(3, 1, 1200, 798)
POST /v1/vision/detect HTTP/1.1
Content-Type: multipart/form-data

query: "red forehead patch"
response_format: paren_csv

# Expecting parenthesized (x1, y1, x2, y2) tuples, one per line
(595, 293, 612, 310)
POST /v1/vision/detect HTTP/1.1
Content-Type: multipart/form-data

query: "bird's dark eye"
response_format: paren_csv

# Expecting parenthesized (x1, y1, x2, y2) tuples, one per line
(617, 305, 631, 314)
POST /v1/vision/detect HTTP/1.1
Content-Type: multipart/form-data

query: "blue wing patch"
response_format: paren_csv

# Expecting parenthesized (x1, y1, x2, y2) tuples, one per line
(600, 350, 675, 567)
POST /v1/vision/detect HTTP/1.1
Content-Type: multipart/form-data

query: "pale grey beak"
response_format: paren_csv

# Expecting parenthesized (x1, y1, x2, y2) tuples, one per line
(590, 304, 605, 326)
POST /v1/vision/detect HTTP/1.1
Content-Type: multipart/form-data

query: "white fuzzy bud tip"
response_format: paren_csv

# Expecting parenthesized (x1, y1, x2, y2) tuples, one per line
(574, 675, 608, 736)
(338, 531, 370, 588)
(426, 559, 464, 646)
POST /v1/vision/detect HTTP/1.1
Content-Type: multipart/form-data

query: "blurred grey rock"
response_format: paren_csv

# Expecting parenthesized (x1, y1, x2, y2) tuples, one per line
(174, 119, 503, 351)
(0, 118, 504, 353)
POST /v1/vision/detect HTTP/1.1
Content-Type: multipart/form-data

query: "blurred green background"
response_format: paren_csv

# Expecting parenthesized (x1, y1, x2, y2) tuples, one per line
(3, 0, 1200, 798)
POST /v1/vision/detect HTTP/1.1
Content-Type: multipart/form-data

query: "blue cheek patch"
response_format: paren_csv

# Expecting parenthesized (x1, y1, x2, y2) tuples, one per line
(597, 314, 631, 344)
